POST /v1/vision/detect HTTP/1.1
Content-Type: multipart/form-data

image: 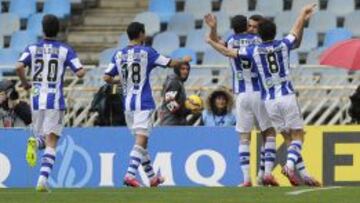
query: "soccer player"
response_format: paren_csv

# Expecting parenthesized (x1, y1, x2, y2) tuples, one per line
(206, 3, 321, 187)
(103, 22, 191, 187)
(16, 14, 86, 192)
(204, 14, 278, 186)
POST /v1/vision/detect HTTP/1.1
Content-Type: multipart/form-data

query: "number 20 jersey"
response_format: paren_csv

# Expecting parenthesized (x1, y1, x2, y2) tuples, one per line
(18, 39, 83, 110)
(105, 45, 171, 112)
(238, 34, 297, 100)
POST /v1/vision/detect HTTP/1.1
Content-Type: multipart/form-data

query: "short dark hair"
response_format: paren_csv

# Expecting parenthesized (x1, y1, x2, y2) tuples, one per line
(42, 14, 60, 38)
(127, 22, 145, 40)
(231, 15, 247, 34)
(258, 19, 276, 41)
(249, 14, 264, 22)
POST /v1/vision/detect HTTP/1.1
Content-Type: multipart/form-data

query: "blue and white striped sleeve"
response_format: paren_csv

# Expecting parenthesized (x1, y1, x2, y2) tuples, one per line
(148, 47, 171, 68)
(18, 46, 32, 67)
(282, 34, 297, 50)
(65, 47, 83, 73)
(104, 52, 119, 76)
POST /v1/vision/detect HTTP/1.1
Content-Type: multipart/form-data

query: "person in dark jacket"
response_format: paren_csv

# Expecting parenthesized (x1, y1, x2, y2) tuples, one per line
(158, 62, 200, 125)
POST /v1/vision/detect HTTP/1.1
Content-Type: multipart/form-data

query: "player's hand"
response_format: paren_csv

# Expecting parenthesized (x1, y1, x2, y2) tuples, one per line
(21, 82, 32, 91)
(204, 13, 217, 28)
(302, 3, 316, 20)
(182, 56, 192, 63)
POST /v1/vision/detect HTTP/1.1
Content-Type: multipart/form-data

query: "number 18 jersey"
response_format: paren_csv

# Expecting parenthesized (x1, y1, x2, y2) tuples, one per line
(105, 45, 171, 112)
(18, 39, 83, 110)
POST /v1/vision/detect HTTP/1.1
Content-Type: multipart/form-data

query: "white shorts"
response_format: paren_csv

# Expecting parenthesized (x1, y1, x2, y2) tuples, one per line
(125, 110, 154, 136)
(264, 94, 304, 132)
(235, 92, 273, 133)
(32, 110, 64, 137)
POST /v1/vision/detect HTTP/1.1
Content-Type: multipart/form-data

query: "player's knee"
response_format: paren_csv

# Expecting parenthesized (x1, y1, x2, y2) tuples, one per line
(45, 133, 59, 148)
(135, 134, 148, 149)
(239, 133, 251, 144)
(290, 129, 305, 141)
(261, 127, 276, 138)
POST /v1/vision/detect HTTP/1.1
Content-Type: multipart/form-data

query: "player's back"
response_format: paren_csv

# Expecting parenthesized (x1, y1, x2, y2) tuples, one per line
(18, 39, 82, 110)
(248, 34, 296, 100)
(226, 33, 261, 94)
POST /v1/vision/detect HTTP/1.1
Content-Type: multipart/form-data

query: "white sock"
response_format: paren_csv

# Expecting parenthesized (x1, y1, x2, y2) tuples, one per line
(296, 156, 309, 178)
(286, 140, 303, 170)
(257, 146, 265, 178)
(239, 142, 250, 183)
(264, 137, 276, 176)
(126, 145, 144, 178)
(37, 147, 56, 186)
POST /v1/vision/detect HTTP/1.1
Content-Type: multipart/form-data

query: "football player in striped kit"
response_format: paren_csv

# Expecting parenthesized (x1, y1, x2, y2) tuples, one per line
(206, 4, 320, 187)
(204, 14, 278, 186)
(103, 22, 191, 187)
(16, 14, 86, 192)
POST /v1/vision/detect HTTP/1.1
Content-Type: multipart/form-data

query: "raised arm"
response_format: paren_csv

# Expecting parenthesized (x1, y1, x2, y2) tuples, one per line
(206, 36, 238, 58)
(290, 3, 317, 46)
(167, 56, 192, 68)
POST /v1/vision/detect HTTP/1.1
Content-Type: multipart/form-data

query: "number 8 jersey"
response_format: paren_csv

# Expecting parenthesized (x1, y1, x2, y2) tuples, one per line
(105, 45, 171, 112)
(18, 39, 83, 110)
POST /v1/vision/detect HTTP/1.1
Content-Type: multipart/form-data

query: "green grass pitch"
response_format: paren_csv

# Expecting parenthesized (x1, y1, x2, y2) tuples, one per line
(0, 187, 359, 203)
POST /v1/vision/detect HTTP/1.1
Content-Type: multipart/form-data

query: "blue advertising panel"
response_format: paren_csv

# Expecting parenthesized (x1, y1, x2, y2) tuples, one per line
(0, 127, 243, 188)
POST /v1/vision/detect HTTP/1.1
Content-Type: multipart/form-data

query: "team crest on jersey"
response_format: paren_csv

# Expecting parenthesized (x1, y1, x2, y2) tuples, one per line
(31, 85, 40, 96)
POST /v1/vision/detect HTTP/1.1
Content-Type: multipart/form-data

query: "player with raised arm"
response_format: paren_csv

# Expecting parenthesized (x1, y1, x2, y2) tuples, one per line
(206, 4, 321, 187)
(103, 22, 191, 187)
(204, 14, 278, 187)
(16, 14, 86, 192)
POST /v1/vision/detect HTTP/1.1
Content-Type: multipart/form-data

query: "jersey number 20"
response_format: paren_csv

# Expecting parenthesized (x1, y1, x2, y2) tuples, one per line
(33, 59, 58, 82)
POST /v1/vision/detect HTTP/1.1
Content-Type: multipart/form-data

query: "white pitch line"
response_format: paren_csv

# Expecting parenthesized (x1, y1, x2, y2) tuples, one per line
(286, 186, 343, 196)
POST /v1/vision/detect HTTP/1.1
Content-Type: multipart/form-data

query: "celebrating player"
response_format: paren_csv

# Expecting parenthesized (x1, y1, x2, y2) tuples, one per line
(206, 3, 321, 187)
(103, 22, 191, 187)
(204, 14, 278, 186)
(16, 14, 86, 192)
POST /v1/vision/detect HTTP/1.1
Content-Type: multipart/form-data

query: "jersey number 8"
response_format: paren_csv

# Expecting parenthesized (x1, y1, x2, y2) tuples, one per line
(121, 63, 141, 84)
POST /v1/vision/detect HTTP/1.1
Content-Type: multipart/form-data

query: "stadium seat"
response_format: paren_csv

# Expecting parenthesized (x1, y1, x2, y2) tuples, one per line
(133, 12, 160, 36)
(0, 35, 3, 49)
(168, 13, 195, 36)
(323, 28, 352, 48)
(170, 48, 197, 65)
(308, 11, 337, 33)
(344, 11, 360, 36)
(306, 47, 325, 64)
(184, 0, 212, 20)
(275, 11, 299, 36)
(255, 0, 283, 17)
(292, 0, 319, 12)
(98, 47, 117, 66)
(0, 13, 20, 36)
(220, 0, 249, 17)
(10, 31, 38, 52)
(186, 29, 209, 53)
(27, 13, 45, 36)
(118, 33, 129, 48)
(202, 48, 228, 65)
(297, 28, 318, 52)
(204, 12, 230, 36)
(0, 48, 20, 67)
(149, 0, 175, 22)
(43, 0, 71, 19)
(9, 0, 36, 19)
(327, 0, 355, 16)
(152, 31, 179, 56)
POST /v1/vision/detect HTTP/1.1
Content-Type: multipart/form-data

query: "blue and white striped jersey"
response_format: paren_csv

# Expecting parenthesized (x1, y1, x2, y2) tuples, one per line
(105, 45, 171, 112)
(18, 39, 83, 110)
(238, 34, 297, 100)
(226, 33, 261, 94)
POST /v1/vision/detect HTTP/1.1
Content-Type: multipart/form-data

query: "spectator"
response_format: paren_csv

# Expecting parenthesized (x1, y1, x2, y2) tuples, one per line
(201, 87, 236, 127)
(349, 85, 360, 124)
(0, 80, 31, 127)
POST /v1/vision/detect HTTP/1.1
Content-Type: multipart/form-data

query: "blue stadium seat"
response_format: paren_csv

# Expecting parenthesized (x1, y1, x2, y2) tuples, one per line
(27, 14, 45, 36)
(292, 0, 319, 11)
(186, 29, 209, 53)
(0, 48, 20, 67)
(149, 0, 175, 22)
(118, 33, 129, 48)
(43, 0, 71, 19)
(171, 48, 197, 65)
(168, 13, 195, 36)
(0, 35, 3, 49)
(327, 0, 355, 16)
(0, 13, 20, 36)
(344, 11, 360, 36)
(308, 11, 337, 33)
(133, 12, 160, 36)
(256, 0, 283, 17)
(9, 0, 36, 19)
(204, 12, 230, 36)
(220, 0, 249, 17)
(202, 49, 228, 65)
(297, 28, 318, 52)
(184, 0, 212, 20)
(152, 31, 179, 56)
(99, 47, 117, 66)
(10, 31, 38, 52)
(324, 28, 352, 48)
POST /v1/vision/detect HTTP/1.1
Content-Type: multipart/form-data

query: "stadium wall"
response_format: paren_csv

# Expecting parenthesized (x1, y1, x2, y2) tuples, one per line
(0, 126, 359, 188)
